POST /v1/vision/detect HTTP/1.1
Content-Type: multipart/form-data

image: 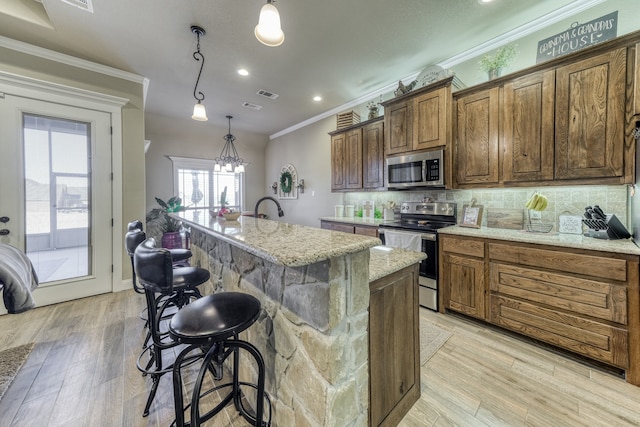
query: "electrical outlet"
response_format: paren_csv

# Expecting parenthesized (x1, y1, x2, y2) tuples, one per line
(530, 210, 542, 219)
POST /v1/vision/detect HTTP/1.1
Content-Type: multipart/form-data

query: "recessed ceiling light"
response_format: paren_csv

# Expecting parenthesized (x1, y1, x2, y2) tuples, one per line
(313, 96, 322, 102)
(237, 69, 249, 76)
(478, 0, 493, 3)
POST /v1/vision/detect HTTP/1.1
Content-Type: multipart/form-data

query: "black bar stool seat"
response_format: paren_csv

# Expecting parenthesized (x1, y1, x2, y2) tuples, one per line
(169, 292, 271, 427)
(169, 292, 260, 343)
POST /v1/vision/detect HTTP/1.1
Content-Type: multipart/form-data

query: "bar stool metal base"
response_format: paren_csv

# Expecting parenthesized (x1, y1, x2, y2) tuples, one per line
(172, 338, 271, 427)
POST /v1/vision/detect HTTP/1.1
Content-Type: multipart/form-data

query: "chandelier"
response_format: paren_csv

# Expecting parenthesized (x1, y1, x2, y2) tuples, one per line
(214, 115, 246, 173)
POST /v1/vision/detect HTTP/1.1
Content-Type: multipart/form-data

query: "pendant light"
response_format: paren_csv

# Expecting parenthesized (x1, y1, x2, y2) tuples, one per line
(214, 116, 246, 173)
(191, 25, 208, 121)
(255, 0, 284, 47)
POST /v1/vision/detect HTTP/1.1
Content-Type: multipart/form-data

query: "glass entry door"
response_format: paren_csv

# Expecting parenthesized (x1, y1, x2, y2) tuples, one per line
(0, 94, 112, 307)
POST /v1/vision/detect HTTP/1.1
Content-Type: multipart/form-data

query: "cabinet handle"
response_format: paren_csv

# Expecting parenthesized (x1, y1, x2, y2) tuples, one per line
(0, 229, 9, 236)
(523, 153, 528, 157)
(0, 216, 9, 223)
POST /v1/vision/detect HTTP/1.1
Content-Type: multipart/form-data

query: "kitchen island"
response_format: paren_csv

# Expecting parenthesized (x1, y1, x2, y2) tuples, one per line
(175, 210, 425, 426)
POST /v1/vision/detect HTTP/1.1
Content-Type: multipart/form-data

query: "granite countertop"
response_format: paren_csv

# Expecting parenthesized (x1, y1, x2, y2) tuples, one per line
(439, 225, 640, 256)
(176, 210, 381, 267)
(368, 246, 426, 282)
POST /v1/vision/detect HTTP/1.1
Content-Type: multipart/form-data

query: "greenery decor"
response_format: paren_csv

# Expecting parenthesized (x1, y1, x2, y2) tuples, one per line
(280, 171, 293, 194)
(146, 196, 185, 233)
(478, 44, 517, 78)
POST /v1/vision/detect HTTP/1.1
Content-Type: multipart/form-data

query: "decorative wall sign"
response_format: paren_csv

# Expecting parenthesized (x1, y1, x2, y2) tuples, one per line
(278, 164, 299, 199)
(536, 11, 617, 63)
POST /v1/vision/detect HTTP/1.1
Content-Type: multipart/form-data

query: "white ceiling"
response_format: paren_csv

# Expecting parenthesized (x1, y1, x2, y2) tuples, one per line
(0, 0, 601, 136)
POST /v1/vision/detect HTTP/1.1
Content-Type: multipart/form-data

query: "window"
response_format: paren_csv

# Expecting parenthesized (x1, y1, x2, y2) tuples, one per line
(169, 156, 244, 212)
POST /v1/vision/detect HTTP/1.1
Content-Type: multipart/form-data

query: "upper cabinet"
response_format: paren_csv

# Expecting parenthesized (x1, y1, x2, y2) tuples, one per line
(453, 38, 636, 189)
(555, 48, 626, 181)
(383, 78, 452, 156)
(502, 70, 555, 183)
(454, 87, 499, 186)
(362, 119, 385, 189)
(330, 117, 384, 192)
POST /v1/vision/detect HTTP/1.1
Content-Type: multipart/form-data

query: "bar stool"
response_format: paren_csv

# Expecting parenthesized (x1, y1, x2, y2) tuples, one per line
(125, 224, 202, 348)
(125, 219, 191, 295)
(169, 292, 271, 427)
(134, 237, 211, 417)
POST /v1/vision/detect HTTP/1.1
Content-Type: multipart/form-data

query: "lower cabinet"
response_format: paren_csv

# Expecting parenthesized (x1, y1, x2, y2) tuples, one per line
(369, 264, 420, 426)
(320, 220, 379, 237)
(439, 234, 640, 385)
(440, 236, 486, 319)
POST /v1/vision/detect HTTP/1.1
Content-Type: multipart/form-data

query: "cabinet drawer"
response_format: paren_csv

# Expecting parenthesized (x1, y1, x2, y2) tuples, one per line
(488, 243, 627, 281)
(490, 263, 627, 324)
(355, 225, 378, 237)
(442, 236, 484, 258)
(490, 295, 628, 368)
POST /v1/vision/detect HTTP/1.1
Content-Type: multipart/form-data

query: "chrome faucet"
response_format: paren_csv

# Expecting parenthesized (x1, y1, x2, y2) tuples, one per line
(254, 196, 284, 218)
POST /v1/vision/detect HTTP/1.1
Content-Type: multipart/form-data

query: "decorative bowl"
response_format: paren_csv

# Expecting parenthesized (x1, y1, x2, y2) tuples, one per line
(223, 211, 241, 221)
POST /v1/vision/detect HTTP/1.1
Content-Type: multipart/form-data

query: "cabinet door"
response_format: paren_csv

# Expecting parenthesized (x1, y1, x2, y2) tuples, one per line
(413, 86, 450, 151)
(369, 266, 419, 427)
(345, 128, 363, 189)
(555, 48, 626, 180)
(633, 43, 640, 117)
(502, 70, 555, 182)
(330, 133, 346, 191)
(455, 87, 500, 185)
(442, 252, 485, 319)
(384, 100, 413, 155)
(363, 120, 384, 189)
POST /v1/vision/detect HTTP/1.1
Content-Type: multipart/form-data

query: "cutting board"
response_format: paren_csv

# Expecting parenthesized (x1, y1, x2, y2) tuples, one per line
(487, 208, 524, 230)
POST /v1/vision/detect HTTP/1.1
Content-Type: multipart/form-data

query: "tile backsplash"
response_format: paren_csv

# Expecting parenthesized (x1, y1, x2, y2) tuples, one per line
(344, 185, 631, 231)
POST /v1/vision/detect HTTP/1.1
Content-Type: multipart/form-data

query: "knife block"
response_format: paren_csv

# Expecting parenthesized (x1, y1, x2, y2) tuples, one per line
(582, 214, 631, 239)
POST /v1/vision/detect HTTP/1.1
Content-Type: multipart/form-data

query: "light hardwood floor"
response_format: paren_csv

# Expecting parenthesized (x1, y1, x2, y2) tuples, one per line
(1, 290, 640, 426)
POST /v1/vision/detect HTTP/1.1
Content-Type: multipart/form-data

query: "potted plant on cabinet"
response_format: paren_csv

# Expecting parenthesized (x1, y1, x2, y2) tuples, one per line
(146, 196, 185, 249)
(478, 44, 517, 80)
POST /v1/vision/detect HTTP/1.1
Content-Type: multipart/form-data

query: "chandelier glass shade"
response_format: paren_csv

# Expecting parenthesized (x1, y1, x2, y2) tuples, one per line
(255, 0, 284, 47)
(214, 115, 246, 173)
(190, 25, 208, 121)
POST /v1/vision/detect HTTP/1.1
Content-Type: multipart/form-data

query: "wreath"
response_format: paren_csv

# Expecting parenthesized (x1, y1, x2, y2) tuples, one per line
(280, 171, 293, 194)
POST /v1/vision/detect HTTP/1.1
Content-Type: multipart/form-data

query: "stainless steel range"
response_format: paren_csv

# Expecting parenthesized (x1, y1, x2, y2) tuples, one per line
(378, 201, 457, 311)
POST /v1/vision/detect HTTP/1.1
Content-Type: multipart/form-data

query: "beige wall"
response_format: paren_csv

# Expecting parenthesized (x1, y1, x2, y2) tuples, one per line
(264, 117, 344, 226)
(0, 45, 146, 284)
(144, 111, 268, 217)
(451, 0, 639, 89)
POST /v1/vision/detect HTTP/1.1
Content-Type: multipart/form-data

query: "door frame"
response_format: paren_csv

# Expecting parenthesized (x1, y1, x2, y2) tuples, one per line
(0, 70, 128, 299)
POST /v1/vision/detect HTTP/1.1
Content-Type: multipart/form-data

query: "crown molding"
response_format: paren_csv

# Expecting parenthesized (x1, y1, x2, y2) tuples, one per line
(0, 35, 146, 85)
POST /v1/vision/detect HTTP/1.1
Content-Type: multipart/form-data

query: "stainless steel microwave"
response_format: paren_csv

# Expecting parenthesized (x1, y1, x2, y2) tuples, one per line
(385, 149, 444, 190)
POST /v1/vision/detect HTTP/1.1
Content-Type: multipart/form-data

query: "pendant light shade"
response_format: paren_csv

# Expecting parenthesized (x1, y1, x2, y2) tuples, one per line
(192, 101, 208, 121)
(255, 1, 284, 47)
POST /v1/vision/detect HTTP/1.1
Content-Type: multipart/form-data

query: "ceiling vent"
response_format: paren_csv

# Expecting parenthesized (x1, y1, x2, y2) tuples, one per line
(242, 102, 263, 110)
(61, 0, 94, 13)
(256, 89, 279, 100)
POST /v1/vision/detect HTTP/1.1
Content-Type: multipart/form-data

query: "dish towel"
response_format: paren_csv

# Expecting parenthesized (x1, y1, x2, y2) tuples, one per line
(384, 230, 422, 252)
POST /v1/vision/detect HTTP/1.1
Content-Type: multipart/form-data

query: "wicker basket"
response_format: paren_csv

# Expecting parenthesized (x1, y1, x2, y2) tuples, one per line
(336, 111, 360, 130)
